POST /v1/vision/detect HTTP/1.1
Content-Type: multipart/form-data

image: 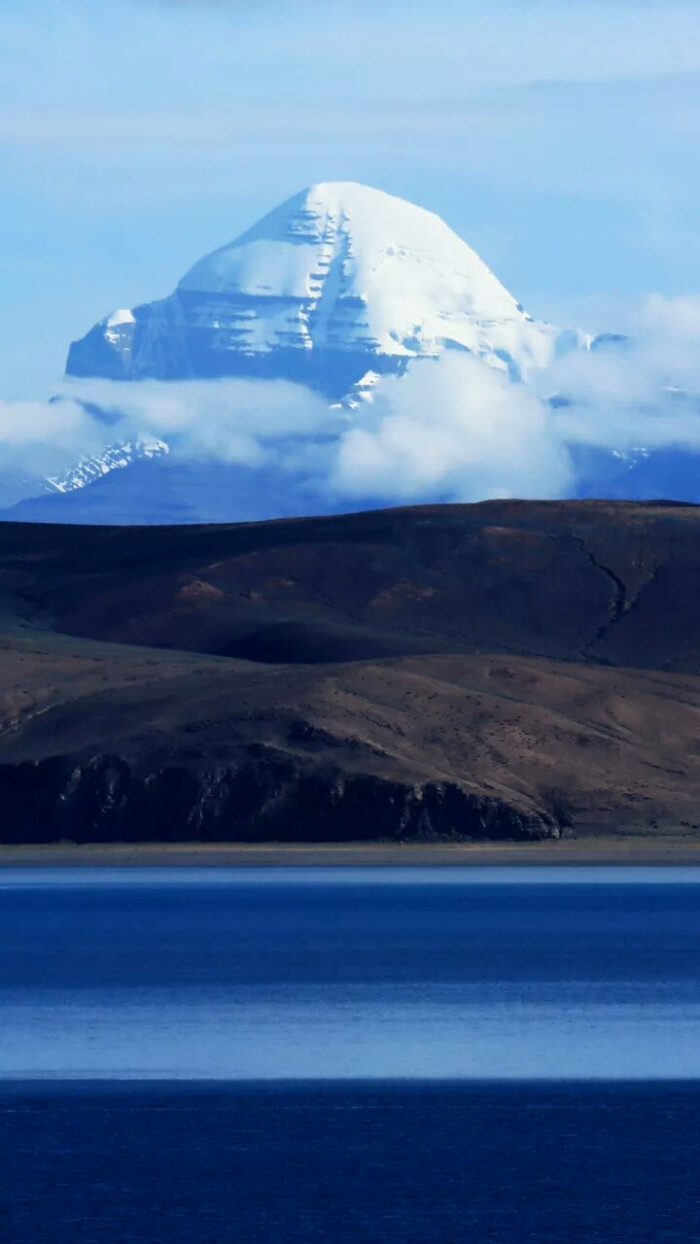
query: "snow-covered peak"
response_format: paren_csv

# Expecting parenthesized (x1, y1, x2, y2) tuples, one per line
(67, 181, 564, 393)
(180, 181, 511, 311)
(178, 182, 555, 375)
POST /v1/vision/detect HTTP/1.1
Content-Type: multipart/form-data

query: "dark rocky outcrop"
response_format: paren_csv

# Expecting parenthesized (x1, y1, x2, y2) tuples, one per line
(0, 753, 557, 845)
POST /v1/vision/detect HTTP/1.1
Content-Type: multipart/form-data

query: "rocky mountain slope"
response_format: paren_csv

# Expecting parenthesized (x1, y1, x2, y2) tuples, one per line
(2, 500, 700, 844)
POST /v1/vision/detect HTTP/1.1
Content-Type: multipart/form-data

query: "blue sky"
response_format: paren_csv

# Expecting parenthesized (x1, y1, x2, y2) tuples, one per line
(3, 0, 700, 395)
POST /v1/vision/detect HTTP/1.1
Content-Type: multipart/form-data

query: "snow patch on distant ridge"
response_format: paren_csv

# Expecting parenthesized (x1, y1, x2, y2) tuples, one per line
(47, 438, 169, 493)
(106, 309, 136, 329)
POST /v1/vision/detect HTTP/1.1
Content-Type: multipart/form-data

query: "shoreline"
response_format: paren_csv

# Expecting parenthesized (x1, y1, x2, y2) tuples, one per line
(3, 838, 700, 867)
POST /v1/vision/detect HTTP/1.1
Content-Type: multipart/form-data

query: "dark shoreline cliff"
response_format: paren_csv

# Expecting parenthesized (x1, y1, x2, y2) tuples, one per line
(0, 753, 557, 846)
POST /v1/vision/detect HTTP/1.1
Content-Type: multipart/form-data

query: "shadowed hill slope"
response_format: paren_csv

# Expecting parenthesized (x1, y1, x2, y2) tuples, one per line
(2, 499, 700, 670)
(2, 500, 700, 844)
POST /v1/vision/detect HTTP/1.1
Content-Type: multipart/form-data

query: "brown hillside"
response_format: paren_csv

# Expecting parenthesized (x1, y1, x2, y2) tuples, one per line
(1, 501, 700, 843)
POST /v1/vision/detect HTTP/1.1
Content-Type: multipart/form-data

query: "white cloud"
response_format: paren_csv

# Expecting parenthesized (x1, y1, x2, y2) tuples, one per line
(331, 356, 572, 502)
(0, 396, 105, 478)
(0, 378, 331, 488)
(0, 397, 85, 444)
(66, 377, 331, 462)
(544, 294, 700, 451)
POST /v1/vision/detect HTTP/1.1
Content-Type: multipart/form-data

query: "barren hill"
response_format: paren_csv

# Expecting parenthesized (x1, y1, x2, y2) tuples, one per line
(2, 500, 700, 844)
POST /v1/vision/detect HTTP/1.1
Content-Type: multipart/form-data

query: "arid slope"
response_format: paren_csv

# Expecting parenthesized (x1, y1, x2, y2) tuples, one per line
(2, 501, 700, 843)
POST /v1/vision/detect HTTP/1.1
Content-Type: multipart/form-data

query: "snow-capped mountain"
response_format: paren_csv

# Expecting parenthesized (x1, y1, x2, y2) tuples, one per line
(47, 438, 169, 493)
(0, 440, 169, 511)
(4, 180, 698, 526)
(66, 182, 566, 397)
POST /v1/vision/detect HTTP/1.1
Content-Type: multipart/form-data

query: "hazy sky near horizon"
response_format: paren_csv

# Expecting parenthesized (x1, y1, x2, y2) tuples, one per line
(3, 0, 700, 395)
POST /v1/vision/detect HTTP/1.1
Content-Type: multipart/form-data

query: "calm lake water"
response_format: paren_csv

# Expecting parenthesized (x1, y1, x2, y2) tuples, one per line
(2, 865, 700, 1079)
(2, 866, 700, 1241)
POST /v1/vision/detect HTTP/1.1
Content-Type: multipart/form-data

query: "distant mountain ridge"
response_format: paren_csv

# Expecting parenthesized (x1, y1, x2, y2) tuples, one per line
(1, 439, 170, 512)
(47, 438, 169, 493)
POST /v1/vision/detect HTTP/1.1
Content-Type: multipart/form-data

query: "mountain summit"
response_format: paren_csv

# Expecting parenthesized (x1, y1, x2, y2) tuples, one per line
(66, 182, 561, 398)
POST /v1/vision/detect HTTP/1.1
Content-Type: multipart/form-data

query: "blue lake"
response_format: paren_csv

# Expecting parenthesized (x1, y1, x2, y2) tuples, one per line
(2, 865, 700, 1079)
(3, 866, 700, 1241)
